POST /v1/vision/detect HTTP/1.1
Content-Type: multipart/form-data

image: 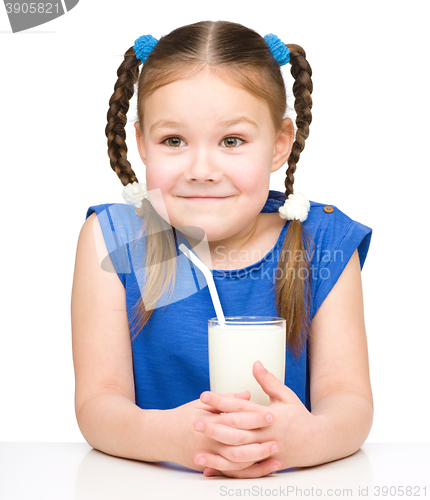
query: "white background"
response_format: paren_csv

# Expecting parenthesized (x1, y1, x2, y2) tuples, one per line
(0, 0, 428, 445)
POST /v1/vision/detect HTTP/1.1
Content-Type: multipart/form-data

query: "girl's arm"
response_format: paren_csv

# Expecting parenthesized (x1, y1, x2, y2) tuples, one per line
(305, 247, 373, 464)
(71, 214, 277, 470)
(71, 212, 169, 462)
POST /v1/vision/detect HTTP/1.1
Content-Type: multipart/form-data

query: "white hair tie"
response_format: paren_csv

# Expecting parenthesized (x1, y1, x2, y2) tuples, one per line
(122, 181, 148, 208)
(278, 192, 310, 222)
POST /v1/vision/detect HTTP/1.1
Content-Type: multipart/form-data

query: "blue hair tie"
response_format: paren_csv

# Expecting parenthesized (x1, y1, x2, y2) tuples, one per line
(263, 33, 290, 66)
(134, 34, 159, 64)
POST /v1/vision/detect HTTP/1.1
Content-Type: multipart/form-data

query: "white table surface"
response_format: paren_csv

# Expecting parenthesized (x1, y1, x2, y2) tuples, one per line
(0, 443, 429, 499)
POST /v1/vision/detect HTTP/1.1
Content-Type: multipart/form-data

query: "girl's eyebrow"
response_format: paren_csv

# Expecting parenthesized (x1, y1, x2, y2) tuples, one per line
(149, 116, 259, 135)
(150, 120, 184, 135)
(220, 117, 259, 129)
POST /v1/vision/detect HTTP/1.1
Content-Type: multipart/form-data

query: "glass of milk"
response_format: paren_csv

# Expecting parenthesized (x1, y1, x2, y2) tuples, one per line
(208, 316, 286, 406)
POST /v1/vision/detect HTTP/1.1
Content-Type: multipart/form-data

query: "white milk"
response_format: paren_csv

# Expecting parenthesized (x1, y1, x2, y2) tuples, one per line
(208, 322, 286, 406)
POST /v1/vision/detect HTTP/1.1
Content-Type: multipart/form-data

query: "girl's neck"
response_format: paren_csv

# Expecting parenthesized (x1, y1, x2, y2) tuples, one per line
(184, 213, 285, 271)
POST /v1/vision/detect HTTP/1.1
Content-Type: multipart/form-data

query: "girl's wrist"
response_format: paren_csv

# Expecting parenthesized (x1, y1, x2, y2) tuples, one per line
(303, 413, 334, 467)
(155, 407, 183, 464)
(276, 413, 331, 470)
(134, 407, 179, 464)
(159, 404, 208, 471)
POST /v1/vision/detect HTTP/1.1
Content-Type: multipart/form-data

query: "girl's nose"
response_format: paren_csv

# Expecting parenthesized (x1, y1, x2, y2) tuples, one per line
(183, 150, 223, 183)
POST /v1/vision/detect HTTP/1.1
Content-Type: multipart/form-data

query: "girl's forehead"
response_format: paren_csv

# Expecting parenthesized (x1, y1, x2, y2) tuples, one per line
(143, 82, 270, 131)
(144, 69, 267, 113)
(145, 64, 264, 100)
(139, 65, 275, 135)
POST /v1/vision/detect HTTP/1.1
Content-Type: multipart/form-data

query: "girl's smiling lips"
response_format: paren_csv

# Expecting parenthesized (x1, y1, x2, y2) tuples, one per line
(177, 195, 234, 201)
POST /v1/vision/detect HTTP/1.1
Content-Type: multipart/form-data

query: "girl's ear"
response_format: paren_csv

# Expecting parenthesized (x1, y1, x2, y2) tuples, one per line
(134, 122, 147, 165)
(271, 117, 294, 173)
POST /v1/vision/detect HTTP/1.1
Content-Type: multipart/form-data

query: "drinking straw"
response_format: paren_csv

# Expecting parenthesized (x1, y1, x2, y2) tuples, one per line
(178, 243, 226, 326)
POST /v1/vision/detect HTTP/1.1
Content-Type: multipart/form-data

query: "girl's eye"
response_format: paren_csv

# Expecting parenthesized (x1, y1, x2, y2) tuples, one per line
(164, 137, 185, 148)
(221, 136, 244, 148)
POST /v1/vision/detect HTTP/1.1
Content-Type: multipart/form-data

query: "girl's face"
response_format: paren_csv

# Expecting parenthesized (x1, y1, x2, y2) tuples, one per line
(135, 67, 293, 251)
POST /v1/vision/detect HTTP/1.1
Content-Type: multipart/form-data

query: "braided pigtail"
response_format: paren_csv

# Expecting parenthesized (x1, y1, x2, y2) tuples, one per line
(284, 44, 313, 197)
(105, 47, 141, 186)
(274, 44, 313, 358)
(105, 43, 178, 338)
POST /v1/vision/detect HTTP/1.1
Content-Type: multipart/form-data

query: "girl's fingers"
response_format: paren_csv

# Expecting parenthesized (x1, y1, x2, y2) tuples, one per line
(194, 412, 274, 444)
(194, 441, 278, 471)
(194, 420, 252, 445)
(198, 391, 251, 413)
(217, 410, 274, 430)
(200, 391, 262, 413)
(204, 459, 281, 479)
(222, 391, 251, 401)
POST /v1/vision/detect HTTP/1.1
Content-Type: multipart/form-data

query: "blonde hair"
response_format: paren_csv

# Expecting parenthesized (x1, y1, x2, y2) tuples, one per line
(105, 20, 313, 358)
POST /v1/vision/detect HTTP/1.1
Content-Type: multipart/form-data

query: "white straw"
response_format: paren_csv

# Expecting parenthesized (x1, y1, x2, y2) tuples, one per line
(178, 244, 226, 326)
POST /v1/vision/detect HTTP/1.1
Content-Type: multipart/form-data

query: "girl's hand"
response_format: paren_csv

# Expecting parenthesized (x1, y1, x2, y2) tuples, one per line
(192, 390, 281, 478)
(166, 391, 277, 473)
(197, 361, 322, 478)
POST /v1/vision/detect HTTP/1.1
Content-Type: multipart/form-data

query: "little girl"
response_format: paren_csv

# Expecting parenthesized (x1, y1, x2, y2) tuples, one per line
(71, 20, 373, 479)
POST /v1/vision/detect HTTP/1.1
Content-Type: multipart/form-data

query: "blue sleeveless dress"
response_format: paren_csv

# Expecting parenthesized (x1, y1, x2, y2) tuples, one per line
(86, 190, 372, 412)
